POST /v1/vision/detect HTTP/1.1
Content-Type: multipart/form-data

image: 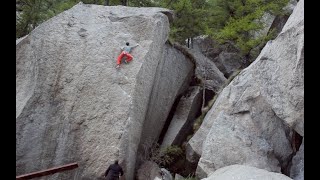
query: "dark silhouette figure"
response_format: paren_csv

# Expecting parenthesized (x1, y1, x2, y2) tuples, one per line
(104, 160, 124, 180)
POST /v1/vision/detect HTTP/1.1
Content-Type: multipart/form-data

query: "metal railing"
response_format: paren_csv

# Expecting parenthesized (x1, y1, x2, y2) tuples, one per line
(16, 162, 78, 180)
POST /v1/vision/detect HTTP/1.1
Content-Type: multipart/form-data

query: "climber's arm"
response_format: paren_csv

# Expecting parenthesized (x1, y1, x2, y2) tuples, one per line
(131, 44, 139, 49)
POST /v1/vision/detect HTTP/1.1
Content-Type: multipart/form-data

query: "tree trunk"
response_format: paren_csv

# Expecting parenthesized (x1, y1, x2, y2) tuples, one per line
(104, 0, 109, 6)
(121, 0, 127, 6)
(201, 67, 206, 112)
(191, 37, 194, 49)
(202, 85, 206, 111)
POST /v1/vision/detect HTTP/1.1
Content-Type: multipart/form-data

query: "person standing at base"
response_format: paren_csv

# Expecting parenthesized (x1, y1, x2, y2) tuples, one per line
(104, 160, 124, 180)
(116, 42, 139, 69)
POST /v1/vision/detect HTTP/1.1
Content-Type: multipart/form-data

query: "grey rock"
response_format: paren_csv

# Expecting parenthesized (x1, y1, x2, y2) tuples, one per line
(77, 28, 88, 37)
(161, 86, 202, 149)
(137, 161, 162, 180)
(202, 165, 293, 180)
(283, 0, 298, 15)
(185, 141, 200, 163)
(192, 36, 222, 58)
(196, 100, 292, 178)
(192, 36, 247, 78)
(136, 42, 194, 164)
(190, 49, 227, 92)
(173, 44, 227, 93)
(16, 35, 28, 45)
(160, 168, 173, 180)
(290, 138, 304, 180)
(213, 51, 244, 77)
(252, 12, 275, 39)
(174, 174, 184, 180)
(188, 0, 304, 177)
(281, 0, 303, 34)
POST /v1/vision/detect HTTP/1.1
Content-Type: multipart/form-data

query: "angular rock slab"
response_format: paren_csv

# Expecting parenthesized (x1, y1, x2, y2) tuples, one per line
(161, 86, 202, 149)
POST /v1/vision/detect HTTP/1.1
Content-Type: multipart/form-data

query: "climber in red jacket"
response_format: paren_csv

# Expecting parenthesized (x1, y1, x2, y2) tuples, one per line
(116, 42, 139, 69)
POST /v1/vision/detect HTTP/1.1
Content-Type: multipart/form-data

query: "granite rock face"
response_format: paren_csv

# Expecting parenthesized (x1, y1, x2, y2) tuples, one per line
(202, 165, 293, 180)
(137, 161, 162, 180)
(16, 3, 194, 180)
(187, 0, 304, 178)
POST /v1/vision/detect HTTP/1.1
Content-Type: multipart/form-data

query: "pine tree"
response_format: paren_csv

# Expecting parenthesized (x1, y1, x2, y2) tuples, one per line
(161, 0, 209, 46)
(206, 0, 289, 58)
(16, 0, 79, 38)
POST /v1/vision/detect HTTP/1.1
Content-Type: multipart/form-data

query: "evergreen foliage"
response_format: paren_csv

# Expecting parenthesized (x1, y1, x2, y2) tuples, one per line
(16, 0, 126, 38)
(16, 0, 291, 58)
(16, 0, 79, 38)
(205, 0, 289, 56)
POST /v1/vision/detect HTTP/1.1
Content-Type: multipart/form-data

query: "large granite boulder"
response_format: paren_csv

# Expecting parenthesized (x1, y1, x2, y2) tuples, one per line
(136, 42, 195, 166)
(16, 3, 194, 180)
(187, 0, 304, 178)
(202, 165, 293, 180)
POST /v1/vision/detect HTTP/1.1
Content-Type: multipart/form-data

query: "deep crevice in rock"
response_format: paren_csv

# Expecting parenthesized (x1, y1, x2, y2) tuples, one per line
(157, 94, 183, 145)
(155, 84, 205, 177)
(203, 89, 214, 107)
(163, 148, 198, 177)
(158, 89, 217, 178)
(292, 131, 303, 153)
(189, 75, 201, 87)
(281, 130, 303, 176)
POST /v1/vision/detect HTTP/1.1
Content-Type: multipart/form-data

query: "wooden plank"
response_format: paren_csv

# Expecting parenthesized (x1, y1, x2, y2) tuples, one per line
(16, 162, 78, 180)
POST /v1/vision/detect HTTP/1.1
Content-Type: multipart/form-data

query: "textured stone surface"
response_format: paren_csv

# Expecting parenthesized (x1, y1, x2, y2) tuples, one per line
(188, 0, 304, 178)
(16, 35, 27, 45)
(212, 51, 244, 77)
(136, 42, 194, 164)
(137, 161, 161, 180)
(269, 0, 297, 36)
(196, 99, 292, 178)
(161, 86, 202, 148)
(173, 44, 227, 93)
(161, 168, 173, 180)
(252, 12, 275, 38)
(202, 165, 293, 180)
(16, 3, 193, 180)
(283, 0, 298, 14)
(190, 49, 227, 92)
(290, 138, 304, 180)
